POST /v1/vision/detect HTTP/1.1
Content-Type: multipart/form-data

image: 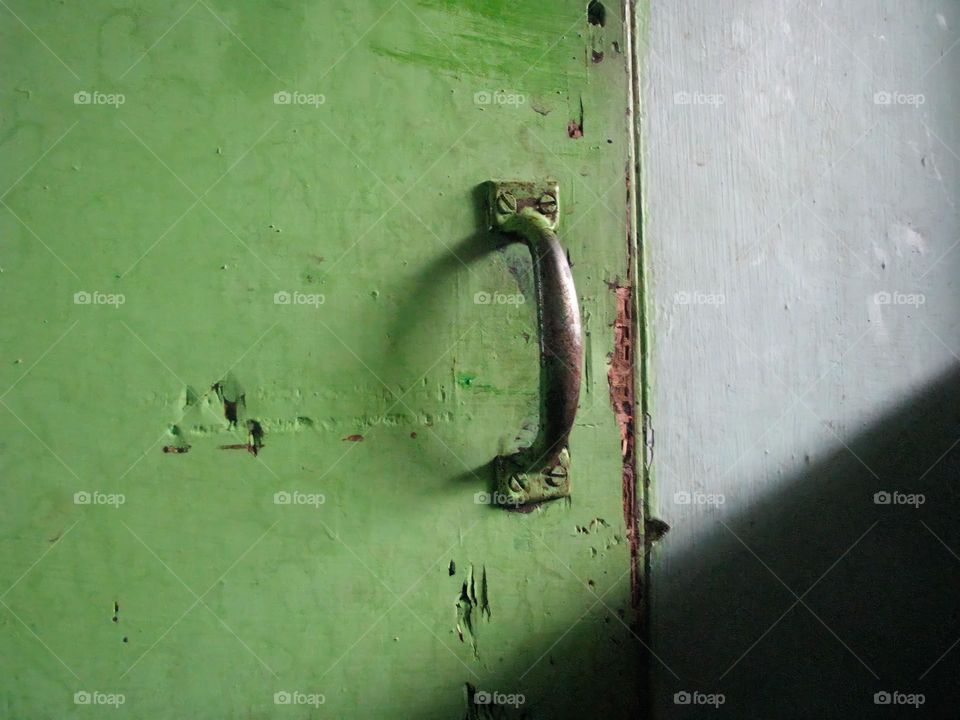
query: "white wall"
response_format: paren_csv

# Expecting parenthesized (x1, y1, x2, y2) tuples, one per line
(641, 1, 960, 716)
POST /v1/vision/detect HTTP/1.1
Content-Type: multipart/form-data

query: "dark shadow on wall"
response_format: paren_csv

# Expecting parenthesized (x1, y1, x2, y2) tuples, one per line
(646, 363, 960, 719)
(375, 183, 535, 492)
(399, 364, 960, 718)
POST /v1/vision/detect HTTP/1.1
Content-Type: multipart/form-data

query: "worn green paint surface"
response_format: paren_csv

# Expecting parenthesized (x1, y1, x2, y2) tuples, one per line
(0, 1, 639, 717)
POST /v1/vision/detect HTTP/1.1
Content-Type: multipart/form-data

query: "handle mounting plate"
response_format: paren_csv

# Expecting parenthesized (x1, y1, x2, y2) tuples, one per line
(489, 180, 560, 231)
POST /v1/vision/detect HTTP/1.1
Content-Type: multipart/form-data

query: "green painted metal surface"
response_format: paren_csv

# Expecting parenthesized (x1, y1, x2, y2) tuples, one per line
(1, 1, 640, 717)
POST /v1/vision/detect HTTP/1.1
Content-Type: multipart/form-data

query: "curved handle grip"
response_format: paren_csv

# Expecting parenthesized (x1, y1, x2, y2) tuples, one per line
(489, 181, 582, 506)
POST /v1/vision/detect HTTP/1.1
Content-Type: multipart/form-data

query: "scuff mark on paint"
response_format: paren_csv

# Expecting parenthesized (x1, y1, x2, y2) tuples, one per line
(162, 445, 190, 454)
(456, 372, 495, 392)
(890, 222, 927, 256)
(531, 99, 551, 116)
(454, 563, 491, 658)
(178, 415, 313, 437)
(342, 434, 364, 442)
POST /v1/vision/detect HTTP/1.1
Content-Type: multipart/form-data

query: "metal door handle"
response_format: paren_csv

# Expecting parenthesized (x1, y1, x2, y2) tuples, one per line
(488, 181, 582, 507)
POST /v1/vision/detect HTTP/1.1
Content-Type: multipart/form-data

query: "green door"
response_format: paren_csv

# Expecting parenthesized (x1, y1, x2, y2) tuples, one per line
(1, 1, 645, 717)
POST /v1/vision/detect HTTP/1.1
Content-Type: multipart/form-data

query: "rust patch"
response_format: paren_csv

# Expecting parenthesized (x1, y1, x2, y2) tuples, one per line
(608, 279, 640, 609)
(162, 445, 190, 454)
(342, 434, 364, 442)
(218, 443, 257, 455)
(567, 97, 585, 139)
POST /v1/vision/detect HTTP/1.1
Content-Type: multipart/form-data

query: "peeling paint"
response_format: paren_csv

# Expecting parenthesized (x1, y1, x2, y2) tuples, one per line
(575, 517, 609, 534)
(212, 373, 245, 427)
(568, 96, 585, 138)
(608, 281, 641, 609)
(454, 564, 491, 658)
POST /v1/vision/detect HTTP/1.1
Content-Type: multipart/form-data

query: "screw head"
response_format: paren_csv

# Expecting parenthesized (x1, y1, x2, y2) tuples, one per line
(538, 193, 558, 215)
(496, 191, 518, 215)
(544, 466, 567, 487)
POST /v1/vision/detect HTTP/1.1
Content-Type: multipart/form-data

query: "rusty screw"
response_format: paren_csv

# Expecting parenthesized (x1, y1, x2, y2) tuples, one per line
(496, 191, 518, 215)
(538, 193, 558, 215)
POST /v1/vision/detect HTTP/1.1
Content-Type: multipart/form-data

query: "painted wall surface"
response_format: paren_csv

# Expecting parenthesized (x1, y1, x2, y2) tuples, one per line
(0, 2, 643, 718)
(641, 1, 960, 718)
